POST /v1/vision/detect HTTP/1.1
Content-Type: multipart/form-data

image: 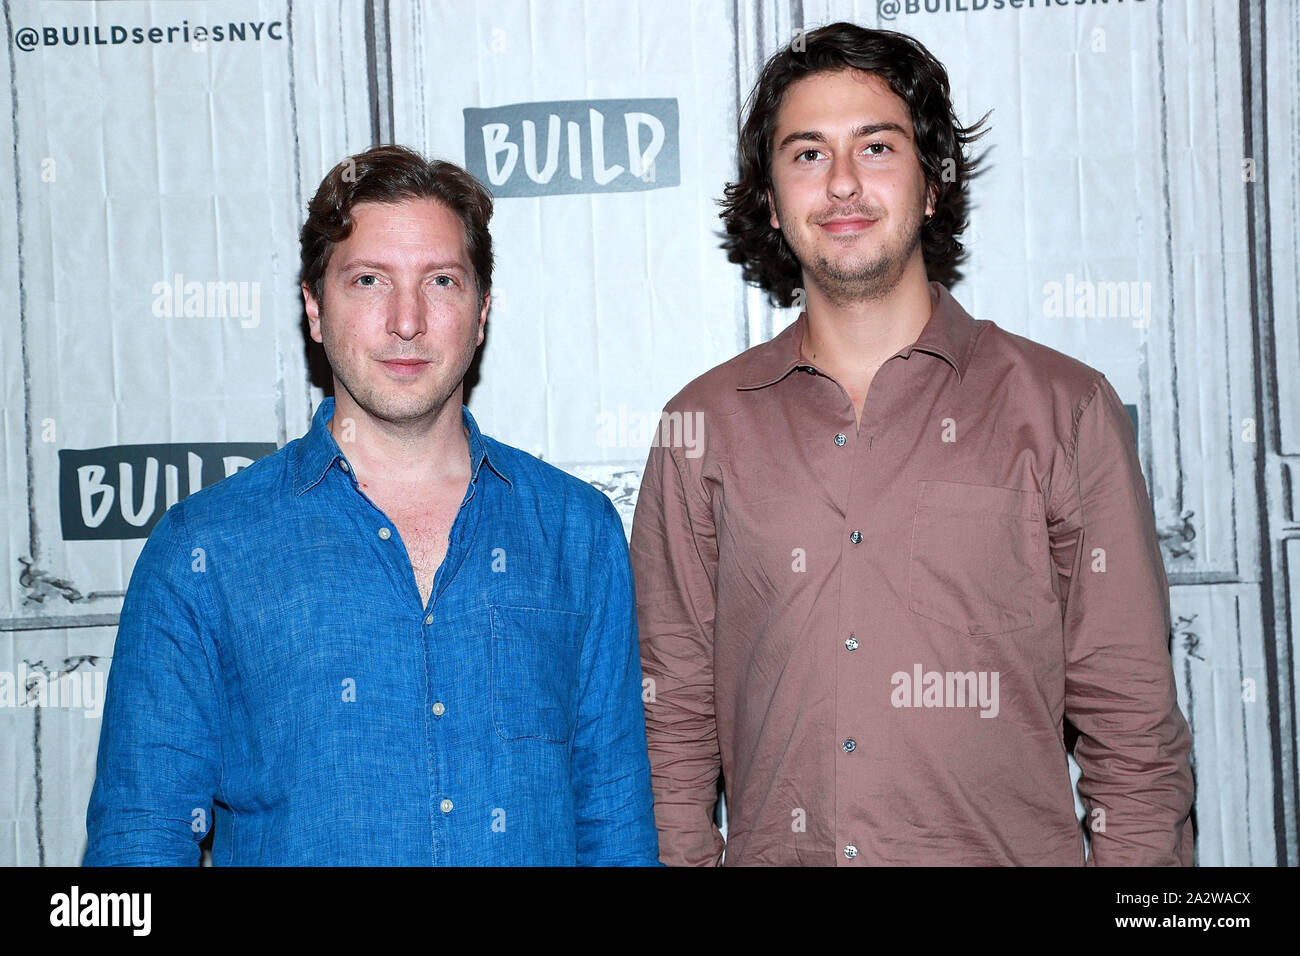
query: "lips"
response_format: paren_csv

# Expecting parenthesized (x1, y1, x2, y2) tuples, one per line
(819, 217, 876, 234)
(379, 358, 431, 376)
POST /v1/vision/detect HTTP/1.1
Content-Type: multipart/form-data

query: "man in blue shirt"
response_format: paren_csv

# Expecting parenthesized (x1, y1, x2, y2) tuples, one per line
(84, 145, 659, 866)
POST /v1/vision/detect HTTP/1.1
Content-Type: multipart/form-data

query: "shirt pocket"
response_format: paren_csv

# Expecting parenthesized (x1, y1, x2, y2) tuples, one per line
(907, 479, 1045, 636)
(490, 604, 588, 743)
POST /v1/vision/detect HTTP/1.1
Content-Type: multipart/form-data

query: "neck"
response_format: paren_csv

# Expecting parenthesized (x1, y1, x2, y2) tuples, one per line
(327, 386, 472, 485)
(800, 258, 936, 375)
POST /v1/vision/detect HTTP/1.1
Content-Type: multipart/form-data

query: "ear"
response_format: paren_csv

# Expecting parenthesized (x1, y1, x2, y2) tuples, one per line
(925, 182, 937, 221)
(476, 292, 490, 347)
(767, 186, 781, 231)
(303, 282, 323, 343)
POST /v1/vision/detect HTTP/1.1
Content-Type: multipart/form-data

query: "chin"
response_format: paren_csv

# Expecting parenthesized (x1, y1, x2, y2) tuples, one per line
(816, 257, 893, 285)
(384, 391, 452, 418)
(340, 385, 444, 423)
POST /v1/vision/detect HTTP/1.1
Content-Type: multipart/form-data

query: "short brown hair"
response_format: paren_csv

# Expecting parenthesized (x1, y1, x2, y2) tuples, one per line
(719, 23, 989, 305)
(300, 145, 494, 306)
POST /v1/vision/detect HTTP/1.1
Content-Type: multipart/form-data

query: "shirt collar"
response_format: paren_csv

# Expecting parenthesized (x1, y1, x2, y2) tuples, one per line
(736, 281, 978, 390)
(291, 396, 513, 497)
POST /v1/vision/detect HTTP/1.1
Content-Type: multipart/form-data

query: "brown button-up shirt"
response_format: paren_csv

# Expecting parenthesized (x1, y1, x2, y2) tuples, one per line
(629, 282, 1194, 866)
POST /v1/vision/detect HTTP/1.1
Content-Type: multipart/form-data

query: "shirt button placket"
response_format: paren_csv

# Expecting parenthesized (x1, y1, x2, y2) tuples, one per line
(418, 570, 443, 862)
(839, 413, 867, 869)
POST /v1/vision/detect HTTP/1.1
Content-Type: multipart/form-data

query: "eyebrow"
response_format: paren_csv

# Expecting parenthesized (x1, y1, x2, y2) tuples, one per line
(333, 258, 467, 273)
(776, 122, 910, 151)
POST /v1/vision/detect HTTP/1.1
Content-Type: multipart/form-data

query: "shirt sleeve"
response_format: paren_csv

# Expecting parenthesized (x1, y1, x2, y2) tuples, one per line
(629, 436, 725, 866)
(570, 497, 662, 866)
(83, 504, 222, 866)
(1048, 376, 1195, 866)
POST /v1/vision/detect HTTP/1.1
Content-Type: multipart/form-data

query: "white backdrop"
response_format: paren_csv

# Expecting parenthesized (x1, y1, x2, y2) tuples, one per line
(1, 0, 1296, 866)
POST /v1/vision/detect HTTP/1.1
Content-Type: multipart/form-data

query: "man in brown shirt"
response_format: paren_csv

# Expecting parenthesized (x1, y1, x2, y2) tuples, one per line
(629, 23, 1194, 866)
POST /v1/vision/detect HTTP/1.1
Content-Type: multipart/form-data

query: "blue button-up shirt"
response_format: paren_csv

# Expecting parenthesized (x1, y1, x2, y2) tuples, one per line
(85, 397, 659, 866)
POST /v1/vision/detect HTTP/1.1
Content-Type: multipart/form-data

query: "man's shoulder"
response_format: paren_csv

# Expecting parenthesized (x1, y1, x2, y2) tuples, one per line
(161, 438, 295, 533)
(479, 433, 620, 527)
(974, 320, 1107, 405)
(658, 335, 784, 415)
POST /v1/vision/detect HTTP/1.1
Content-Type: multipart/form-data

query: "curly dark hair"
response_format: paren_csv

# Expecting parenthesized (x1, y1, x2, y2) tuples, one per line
(719, 23, 989, 306)
(300, 144, 494, 307)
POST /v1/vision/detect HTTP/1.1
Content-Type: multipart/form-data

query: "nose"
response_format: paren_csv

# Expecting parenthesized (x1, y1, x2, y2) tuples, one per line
(386, 281, 428, 341)
(826, 149, 861, 203)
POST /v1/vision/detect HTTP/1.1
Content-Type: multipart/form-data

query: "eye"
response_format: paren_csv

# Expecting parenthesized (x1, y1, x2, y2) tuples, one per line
(355, 274, 379, 287)
(795, 148, 823, 163)
(432, 274, 456, 287)
(863, 142, 891, 156)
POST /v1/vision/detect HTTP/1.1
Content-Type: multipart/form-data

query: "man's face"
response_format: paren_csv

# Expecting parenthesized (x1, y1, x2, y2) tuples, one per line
(304, 198, 488, 427)
(766, 69, 935, 305)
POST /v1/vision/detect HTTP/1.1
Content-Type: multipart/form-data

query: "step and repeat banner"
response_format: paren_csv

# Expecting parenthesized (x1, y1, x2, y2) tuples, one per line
(2, 0, 1297, 865)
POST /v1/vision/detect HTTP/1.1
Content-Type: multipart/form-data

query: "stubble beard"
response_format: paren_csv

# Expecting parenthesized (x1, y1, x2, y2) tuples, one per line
(322, 317, 479, 428)
(784, 197, 927, 308)
(812, 226, 919, 306)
